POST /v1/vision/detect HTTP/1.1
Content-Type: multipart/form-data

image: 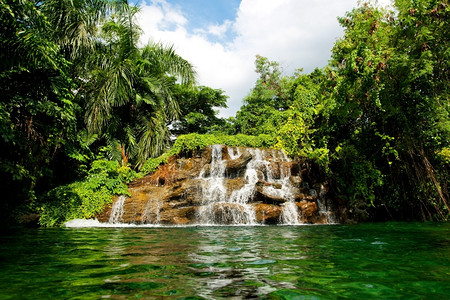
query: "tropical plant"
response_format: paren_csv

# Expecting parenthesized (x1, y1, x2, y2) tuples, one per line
(327, 0, 449, 220)
(83, 2, 196, 167)
(234, 55, 292, 135)
(0, 0, 82, 221)
(171, 85, 228, 135)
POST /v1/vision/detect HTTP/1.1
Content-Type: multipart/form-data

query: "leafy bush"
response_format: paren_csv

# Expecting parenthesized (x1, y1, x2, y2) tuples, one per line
(172, 133, 276, 152)
(332, 144, 383, 220)
(141, 133, 276, 174)
(39, 160, 138, 226)
(140, 153, 173, 175)
(437, 147, 450, 165)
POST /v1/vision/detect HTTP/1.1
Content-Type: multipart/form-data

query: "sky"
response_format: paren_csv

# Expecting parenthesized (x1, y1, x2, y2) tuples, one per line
(135, 0, 391, 117)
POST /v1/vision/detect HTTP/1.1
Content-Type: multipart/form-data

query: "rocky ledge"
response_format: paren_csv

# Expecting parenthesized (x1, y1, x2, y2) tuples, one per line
(97, 146, 344, 225)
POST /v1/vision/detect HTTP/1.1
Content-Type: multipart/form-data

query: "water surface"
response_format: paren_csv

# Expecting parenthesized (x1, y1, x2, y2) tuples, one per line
(1, 223, 449, 299)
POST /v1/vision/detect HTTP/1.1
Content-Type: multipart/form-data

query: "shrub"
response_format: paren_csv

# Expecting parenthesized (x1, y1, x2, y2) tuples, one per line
(39, 160, 138, 226)
(141, 133, 276, 175)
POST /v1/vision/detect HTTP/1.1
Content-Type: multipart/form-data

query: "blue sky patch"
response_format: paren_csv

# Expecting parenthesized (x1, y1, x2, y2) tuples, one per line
(169, 0, 241, 29)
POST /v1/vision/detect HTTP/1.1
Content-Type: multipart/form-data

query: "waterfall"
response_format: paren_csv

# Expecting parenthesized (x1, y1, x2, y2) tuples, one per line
(109, 195, 126, 224)
(317, 185, 337, 224)
(227, 146, 241, 160)
(280, 202, 300, 225)
(196, 145, 301, 225)
(142, 198, 162, 224)
(197, 145, 255, 224)
(225, 148, 261, 225)
(250, 148, 300, 224)
(90, 144, 339, 226)
(199, 144, 227, 203)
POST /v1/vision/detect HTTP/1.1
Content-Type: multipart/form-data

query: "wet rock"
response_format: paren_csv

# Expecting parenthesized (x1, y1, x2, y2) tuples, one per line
(254, 185, 287, 204)
(289, 176, 302, 188)
(297, 201, 318, 217)
(308, 189, 319, 200)
(268, 161, 281, 179)
(305, 195, 315, 201)
(167, 179, 202, 204)
(296, 201, 319, 223)
(226, 151, 253, 175)
(96, 145, 340, 225)
(253, 204, 282, 224)
(201, 147, 212, 164)
(294, 193, 305, 201)
(224, 178, 246, 197)
(172, 216, 190, 225)
(159, 207, 197, 224)
(211, 203, 250, 224)
(177, 158, 203, 179)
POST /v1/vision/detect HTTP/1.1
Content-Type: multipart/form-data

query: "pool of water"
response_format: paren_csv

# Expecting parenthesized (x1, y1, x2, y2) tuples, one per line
(1, 223, 449, 299)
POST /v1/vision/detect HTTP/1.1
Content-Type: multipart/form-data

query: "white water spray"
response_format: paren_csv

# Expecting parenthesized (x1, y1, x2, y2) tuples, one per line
(109, 195, 126, 224)
(68, 145, 339, 227)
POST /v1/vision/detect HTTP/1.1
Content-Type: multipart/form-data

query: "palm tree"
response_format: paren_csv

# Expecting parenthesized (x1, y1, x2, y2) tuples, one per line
(83, 1, 196, 167)
(39, 0, 109, 60)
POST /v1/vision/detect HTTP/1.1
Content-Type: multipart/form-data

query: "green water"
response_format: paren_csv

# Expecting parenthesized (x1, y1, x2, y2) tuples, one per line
(1, 223, 449, 299)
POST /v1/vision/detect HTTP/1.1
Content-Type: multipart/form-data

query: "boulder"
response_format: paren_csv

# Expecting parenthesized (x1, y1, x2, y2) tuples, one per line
(226, 151, 253, 175)
(294, 193, 305, 201)
(289, 176, 303, 188)
(159, 206, 197, 224)
(211, 203, 251, 224)
(296, 201, 319, 223)
(254, 184, 288, 204)
(253, 203, 282, 224)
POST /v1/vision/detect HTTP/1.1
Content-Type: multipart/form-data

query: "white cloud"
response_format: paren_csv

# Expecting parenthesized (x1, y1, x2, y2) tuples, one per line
(194, 20, 233, 38)
(137, 0, 393, 117)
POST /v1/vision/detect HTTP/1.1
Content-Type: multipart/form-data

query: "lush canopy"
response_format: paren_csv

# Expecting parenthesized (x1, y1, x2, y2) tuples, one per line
(0, 0, 448, 225)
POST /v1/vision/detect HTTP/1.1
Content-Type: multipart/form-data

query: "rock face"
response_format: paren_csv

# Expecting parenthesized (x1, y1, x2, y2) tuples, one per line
(97, 145, 340, 225)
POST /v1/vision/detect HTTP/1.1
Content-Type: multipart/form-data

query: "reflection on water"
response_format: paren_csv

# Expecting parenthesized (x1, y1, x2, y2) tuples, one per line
(0, 223, 449, 299)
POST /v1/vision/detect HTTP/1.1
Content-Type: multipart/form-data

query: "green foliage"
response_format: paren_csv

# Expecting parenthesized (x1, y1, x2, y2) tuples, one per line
(274, 68, 333, 169)
(171, 133, 276, 153)
(0, 0, 198, 224)
(83, 10, 197, 167)
(234, 55, 292, 136)
(0, 0, 86, 221)
(275, 110, 308, 157)
(39, 159, 138, 227)
(437, 147, 450, 165)
(232, 0, 448, 221)
(1, 0, 448, 224)
(171, 85, 228, 134)
(140, 153, 173, 175)
(326, 0, 449, 220)
(140, 133, 276, 175)
(332, 143, 383, 220)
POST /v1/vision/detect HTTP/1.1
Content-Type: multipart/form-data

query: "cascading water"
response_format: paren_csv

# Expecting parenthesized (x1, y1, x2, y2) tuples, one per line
(197, 145, 257, 224)
(256, 148, 300, 224)
(84, 144, 339, 227)
(109, 195, 126, 224)
(142, 198, 162, 224)
(196, 146, 301, 225)
(197, 145, 228, 224)
(317, 185, 337, 224)
(280, 202, 300, 224)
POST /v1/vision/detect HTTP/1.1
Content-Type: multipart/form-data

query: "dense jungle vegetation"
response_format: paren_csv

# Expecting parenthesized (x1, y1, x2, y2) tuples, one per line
(0, 0, 448, 226)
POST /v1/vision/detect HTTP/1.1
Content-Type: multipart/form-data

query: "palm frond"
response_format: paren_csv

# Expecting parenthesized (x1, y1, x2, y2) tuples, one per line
(141, 42, 197, 85)
(135, 109, 170, 167)
(40, 0, 110, 59)
(102, 135, 121, 163)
